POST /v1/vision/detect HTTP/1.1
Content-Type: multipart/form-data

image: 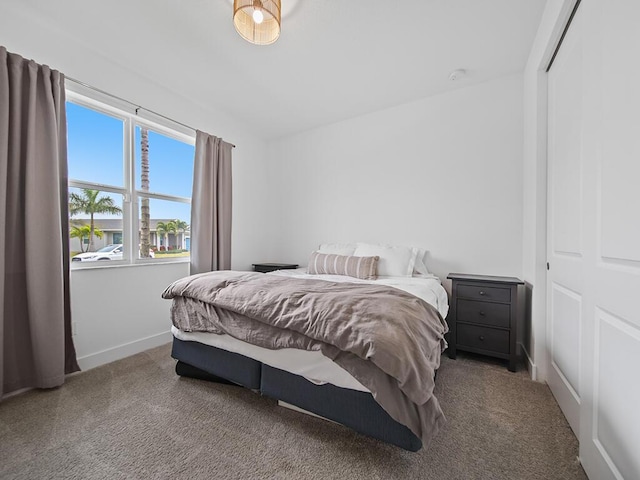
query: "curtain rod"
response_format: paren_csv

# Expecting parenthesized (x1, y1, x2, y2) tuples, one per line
(65, 76, 235, 148)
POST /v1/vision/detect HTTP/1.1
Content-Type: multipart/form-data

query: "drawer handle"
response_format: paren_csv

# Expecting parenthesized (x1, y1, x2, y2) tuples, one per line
(479, 291, 486, 296)
(479, 335, 485, 341)
(479, 311, 486, 316)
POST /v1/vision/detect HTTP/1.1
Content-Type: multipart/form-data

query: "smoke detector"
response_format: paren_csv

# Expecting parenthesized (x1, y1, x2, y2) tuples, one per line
(448, 69, 466, 81)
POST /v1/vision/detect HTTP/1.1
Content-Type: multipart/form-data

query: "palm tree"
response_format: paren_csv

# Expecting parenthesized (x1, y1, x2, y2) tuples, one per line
(172, 219, 188, 249)
(69, 189, 122, 252)
(140, 128, 151, 257)
(156, 221, 170, 250)
(70, 224, 104, 253)
(165, 221, 178, 249)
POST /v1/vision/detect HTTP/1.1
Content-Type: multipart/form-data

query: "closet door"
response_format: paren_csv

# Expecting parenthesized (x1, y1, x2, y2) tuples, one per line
(579, 1, 640, 478)
(546, 2, 584, 438)
(548, 1, 640, 479)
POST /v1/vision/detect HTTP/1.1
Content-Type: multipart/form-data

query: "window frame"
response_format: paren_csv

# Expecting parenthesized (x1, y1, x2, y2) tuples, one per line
(66, 85, 195, 268)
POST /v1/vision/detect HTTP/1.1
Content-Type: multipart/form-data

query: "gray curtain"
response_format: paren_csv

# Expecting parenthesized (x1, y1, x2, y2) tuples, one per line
(190, 131, 233, 275)
(0, 47, 79, 397)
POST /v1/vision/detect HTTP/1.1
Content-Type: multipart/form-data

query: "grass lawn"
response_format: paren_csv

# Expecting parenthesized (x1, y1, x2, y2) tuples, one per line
(155, 251, 190, 258)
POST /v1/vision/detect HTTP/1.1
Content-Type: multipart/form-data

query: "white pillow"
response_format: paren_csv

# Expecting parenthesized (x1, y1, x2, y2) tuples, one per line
(413, 248, 431, 275)
(353, 243, 418, 277)
(318, 243, 357, 256)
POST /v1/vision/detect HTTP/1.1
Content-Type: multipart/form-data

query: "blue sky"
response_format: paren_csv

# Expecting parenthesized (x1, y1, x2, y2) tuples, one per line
(67, 102, 193, 222)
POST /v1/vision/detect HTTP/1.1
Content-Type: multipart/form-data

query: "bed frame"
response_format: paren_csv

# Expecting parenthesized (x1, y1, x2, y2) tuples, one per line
(171, 337, 423, 451)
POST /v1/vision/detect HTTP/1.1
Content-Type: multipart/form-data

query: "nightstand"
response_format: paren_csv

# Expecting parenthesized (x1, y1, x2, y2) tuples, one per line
(446, 273, 525, 372)
(252, 263, 299, 273)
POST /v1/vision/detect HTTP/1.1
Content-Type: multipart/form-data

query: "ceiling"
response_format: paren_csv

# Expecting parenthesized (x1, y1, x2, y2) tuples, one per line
(1, 0, 547, 139)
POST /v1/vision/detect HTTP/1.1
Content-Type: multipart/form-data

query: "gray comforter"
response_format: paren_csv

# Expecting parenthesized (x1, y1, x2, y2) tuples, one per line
(162, 271, 448, 447)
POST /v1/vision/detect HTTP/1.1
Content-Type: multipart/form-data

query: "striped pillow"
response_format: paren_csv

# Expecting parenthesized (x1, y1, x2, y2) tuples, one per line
(307, 251, 379, 280)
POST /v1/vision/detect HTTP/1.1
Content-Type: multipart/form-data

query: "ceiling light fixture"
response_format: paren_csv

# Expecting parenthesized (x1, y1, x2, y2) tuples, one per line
(234, 0, 281, 45)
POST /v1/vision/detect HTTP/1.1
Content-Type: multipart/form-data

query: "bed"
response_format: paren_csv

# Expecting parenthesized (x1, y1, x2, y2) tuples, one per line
(163, 244, 449, 451)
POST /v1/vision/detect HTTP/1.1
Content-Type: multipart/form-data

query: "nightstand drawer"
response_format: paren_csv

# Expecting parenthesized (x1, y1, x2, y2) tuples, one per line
(457, 284, 511, 303)
(457, 324, 509, 354)
(457, 299, 510, 328)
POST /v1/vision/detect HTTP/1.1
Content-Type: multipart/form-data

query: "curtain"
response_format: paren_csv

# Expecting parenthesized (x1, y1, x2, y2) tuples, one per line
(190, 131, 233, 275)
(0, 47, 79, 397)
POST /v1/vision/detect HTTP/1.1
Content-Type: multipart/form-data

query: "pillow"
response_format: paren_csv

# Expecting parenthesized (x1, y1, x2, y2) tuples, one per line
(318, 243, 357, 256)
(413, 248, 431, 275)
(353, 243, 418, 277)
(308, 251, 379, 280)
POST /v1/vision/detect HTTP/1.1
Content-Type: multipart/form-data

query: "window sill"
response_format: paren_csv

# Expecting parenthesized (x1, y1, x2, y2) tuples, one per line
(70, 259, 190, 271)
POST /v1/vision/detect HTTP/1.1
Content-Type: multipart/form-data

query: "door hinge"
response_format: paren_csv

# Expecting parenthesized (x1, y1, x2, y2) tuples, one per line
(547, 262, 550, 271)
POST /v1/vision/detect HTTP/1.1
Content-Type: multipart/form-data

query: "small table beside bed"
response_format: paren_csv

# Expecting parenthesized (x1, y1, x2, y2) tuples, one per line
(163, 244, 449, 451)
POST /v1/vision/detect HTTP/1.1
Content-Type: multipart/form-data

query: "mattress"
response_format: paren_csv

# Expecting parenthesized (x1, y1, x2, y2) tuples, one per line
(172, 326, 368, 391)
(171, 269, 449, 393)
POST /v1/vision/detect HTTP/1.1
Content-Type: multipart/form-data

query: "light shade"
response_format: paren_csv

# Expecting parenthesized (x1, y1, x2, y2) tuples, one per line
(234, 0, 281, 45)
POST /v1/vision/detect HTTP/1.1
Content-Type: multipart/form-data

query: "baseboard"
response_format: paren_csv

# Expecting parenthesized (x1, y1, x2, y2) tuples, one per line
(519, 342, 538, 381)
(77, 331, 172, 371)
(1, 386, 33, 401)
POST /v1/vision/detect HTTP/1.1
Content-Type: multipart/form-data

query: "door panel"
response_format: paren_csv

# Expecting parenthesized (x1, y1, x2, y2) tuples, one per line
(600, 0, 640, 264)
(549, 28, 583, 257)
(593, 309, 640, 480)
(550, 283, 581, 395)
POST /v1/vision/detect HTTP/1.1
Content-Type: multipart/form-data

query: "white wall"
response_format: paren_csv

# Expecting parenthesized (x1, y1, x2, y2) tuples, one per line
(71, 263, 189, 369)
(0, 8, 273, 369)
(267, 74, 525, 286)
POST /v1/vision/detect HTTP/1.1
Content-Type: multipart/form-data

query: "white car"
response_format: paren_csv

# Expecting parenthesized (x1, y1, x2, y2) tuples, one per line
(72, 244, 123, 262)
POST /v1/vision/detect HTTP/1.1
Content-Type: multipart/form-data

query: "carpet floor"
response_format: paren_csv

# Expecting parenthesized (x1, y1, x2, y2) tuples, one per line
(0, 345, 587, 480)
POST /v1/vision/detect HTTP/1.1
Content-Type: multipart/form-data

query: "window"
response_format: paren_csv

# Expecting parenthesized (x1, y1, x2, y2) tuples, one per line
(66, 89, 195, 266)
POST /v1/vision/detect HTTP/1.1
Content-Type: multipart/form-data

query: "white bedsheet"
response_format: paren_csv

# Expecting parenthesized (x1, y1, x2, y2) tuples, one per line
(172, 325, 369, 391)
(172, 270, 449, 392)
(270, 268, 450, 319)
